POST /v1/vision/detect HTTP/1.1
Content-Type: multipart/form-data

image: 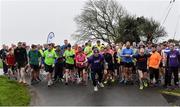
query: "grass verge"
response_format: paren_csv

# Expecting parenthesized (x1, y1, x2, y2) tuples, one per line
(160, 88, 180, 97)
(0, 76, 30, 106)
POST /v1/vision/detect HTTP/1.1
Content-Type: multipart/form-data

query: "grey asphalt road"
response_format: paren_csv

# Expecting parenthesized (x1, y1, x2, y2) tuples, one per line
(29, 80, 169, 106)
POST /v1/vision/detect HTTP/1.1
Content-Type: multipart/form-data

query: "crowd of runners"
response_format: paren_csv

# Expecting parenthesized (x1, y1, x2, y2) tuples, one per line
(0, 40, 180, 91)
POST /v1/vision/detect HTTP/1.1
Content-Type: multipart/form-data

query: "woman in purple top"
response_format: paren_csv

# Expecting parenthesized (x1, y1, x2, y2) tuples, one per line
(165, 43, 180, 88)
(88, 48, 105, 92)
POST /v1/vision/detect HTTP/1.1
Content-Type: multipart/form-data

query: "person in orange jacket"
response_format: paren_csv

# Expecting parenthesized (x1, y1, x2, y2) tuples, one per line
(148, 44, 162, 86)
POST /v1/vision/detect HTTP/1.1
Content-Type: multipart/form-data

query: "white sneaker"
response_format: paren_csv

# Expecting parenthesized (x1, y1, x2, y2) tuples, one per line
(63, 74, 65, 79)
(61, 79, 64, 82)
(99, 83, 104, 88)
(110, 77, 112, 80)
(94, 86, 98, 92)
(77, 78, 81, 84)
(48, 80, 51, 87)
(19, 78, 23, 83)
(50, 80, 53, 85)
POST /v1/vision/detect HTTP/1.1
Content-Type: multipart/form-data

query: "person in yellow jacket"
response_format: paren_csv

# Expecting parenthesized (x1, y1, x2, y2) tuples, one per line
(84, 41, 93, 58)
(96, 40, 103, 51)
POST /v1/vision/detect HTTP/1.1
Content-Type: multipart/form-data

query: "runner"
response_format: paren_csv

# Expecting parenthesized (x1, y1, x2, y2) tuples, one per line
(54, 56, 65, 83)
(148, 44, 162, 86)
(37, 44, 44, 81)
(132, 48, 151, 90)
(63, 44, 75, 85)
(54, 45, 65, 82)
(74, 44, 79, 55)
(14, 42, 28, 85)
(43, 43, 57, 87)
(84, 41, 93, 81)
(55, 45, 63, 58)
(120, 41, 134, 85)
(61, 39, 69, 54)
(28, 44, 42, 85)
(157, 44, 164, 84)
(88, 48, 104, 91)
(164, 43, 180, 88)
(0, 44, 8, 75)
(5, 48, 16, 79)
(117, 43, 124, 83)
(132, 42, 138, 75)
(84, 41, 93, 58)
(161, 43, 170, 81)
(113, 45, 119, 78)
(107, 45, 114, 55)
(54, 45, 64, 83)
(96, 40, 103, 51)
(75, 46, 88, 85)
(146, 42, 152, 53)
(103, 47, 115, 84)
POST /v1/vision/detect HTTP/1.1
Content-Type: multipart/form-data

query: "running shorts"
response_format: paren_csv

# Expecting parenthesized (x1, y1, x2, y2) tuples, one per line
(66, 63, 74, 70)
(30, 64, 40, 71)
(45, 64, 54, 73)
(123, 62, 133, 68)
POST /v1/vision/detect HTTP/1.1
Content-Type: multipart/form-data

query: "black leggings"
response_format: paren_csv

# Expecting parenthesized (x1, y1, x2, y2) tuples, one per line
(91, 69, 103, 86)
(3, 61, 8, 74)
(165, 67, 179, 86)
(149, 67, 159, 83)
(77, 67, 85, 78)
(54, 69, 63, 80)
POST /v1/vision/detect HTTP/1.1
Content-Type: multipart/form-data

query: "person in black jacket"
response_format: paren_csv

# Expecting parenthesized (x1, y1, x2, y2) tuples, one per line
(54, 56, 65, 83)
(14, 42, 28, 84)
(0, 44, 8, 74)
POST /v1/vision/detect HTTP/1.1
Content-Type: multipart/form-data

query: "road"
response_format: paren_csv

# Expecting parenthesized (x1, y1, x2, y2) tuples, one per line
(29, 81, 169, 106)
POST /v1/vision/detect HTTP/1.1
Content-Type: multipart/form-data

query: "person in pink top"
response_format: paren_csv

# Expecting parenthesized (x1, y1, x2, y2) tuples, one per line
(107, 45, 114, 55)
(75, 47, 88, 85)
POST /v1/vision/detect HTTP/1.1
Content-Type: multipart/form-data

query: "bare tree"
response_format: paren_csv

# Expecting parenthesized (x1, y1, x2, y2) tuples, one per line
(73, 0, 167, 44)
(74, 0, 127, 44)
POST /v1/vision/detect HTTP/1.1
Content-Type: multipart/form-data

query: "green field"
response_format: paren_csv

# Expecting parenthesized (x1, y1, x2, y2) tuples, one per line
(0, 76, 30, 106)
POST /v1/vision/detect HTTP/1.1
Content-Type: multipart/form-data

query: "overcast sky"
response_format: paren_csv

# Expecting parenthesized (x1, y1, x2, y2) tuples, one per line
(0, 0, 180, 46)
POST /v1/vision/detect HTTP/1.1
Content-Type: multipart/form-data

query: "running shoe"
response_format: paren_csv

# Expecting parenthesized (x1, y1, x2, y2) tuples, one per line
(50, 80, 53, 85)
(94, 86, 98, 92)
(104, 80, 108, 84)
(144, 81, 148, 87)
(61, 78, 64, 82)
(48, 80, 51, 87)
(119, 79, 124, 84)
(111, 79, 115, 83)
(110, 77, 112, 80)
(139, 85, 144, 90)
(124, 80, 128, 85)
(99, 83, 104, 88)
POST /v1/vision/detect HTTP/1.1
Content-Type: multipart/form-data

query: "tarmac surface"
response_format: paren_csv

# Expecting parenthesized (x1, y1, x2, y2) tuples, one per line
(29, 80, 169, 106)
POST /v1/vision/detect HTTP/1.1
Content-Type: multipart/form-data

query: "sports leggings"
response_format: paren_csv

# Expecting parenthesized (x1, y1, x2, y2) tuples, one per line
(91, 69, 103, 86)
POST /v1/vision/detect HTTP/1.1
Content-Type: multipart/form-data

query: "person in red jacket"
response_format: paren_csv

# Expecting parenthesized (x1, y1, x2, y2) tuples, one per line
(5, 48, 16, 79)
